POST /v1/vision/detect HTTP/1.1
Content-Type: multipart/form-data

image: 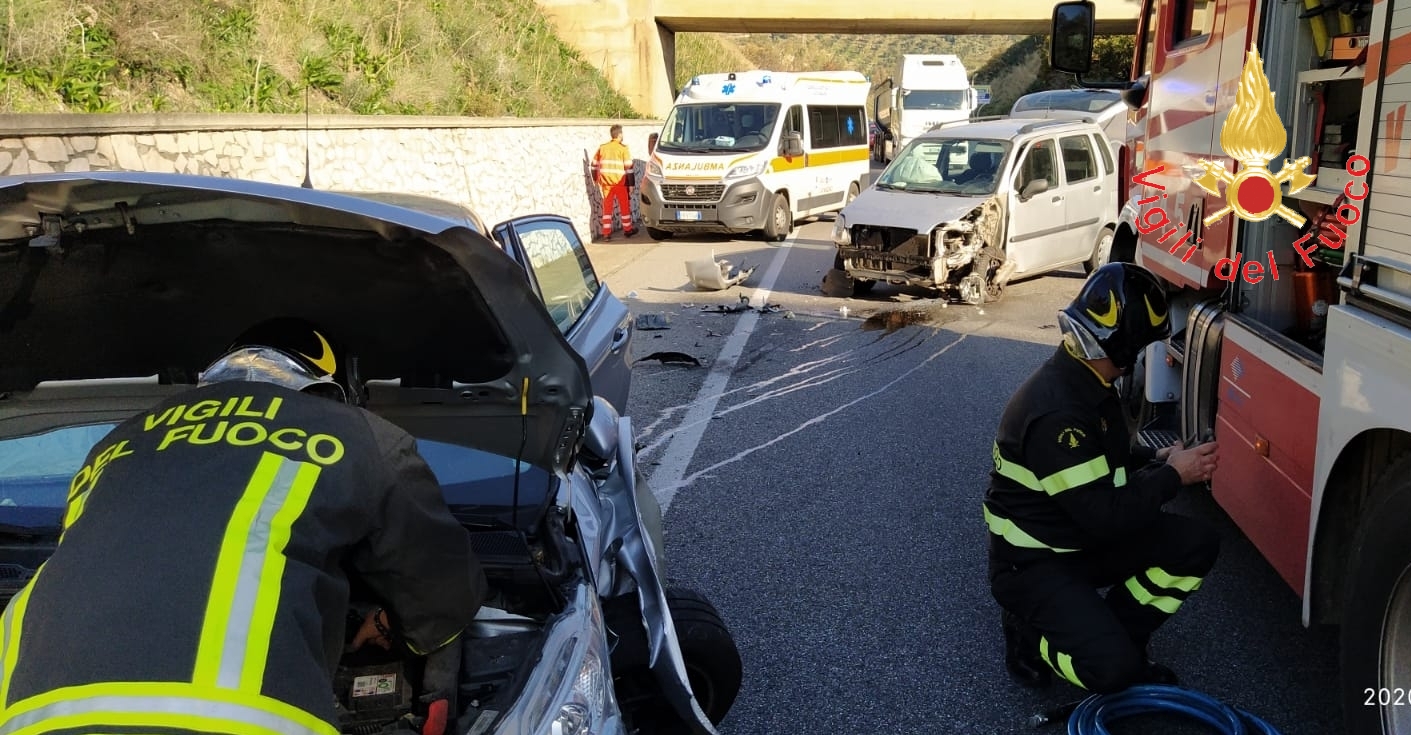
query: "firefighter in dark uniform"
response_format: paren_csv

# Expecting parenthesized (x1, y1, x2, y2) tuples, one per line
(984, 263, 1221, 694)
(0, 318, 487, 735)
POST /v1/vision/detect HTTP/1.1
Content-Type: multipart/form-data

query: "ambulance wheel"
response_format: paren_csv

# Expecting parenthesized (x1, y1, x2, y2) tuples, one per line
(646, 227, 672, 241)
(764, 194, 792, 242)
(1340, 453, 1411, 735)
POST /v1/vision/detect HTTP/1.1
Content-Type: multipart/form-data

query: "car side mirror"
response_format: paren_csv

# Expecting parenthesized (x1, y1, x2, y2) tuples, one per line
(1122, 76, 1149, 110)
(1020, 179, 1050, 201)
(1050, 1, 1096, 76)
(781, 131, 804, 158)
(580, 396, 621, 472)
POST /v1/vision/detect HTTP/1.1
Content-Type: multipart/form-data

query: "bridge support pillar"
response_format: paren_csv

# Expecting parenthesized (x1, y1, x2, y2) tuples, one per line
(535, 0, 676, 119)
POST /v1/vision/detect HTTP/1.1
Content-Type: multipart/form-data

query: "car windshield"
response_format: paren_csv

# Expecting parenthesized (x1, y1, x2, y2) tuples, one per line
(1012, 90, 1121, 114)
(0, 423, 548, 531)
(658, 103, 781, 153)
(901, 90, 968, 111)
(876, 137, 1010, 195)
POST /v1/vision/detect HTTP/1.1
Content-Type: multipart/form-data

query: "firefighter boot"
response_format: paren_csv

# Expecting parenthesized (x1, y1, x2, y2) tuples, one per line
(1141, 659, 1180, 686)
(1002, 610, 1051, 688)
(1136, 640, 1179, 686)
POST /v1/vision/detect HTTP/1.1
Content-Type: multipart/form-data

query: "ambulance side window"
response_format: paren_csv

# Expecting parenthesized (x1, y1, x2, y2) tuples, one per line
(782, 105, 803, 141)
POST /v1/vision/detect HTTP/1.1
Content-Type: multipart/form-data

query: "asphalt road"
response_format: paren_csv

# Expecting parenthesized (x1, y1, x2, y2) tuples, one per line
(586, 202, 1341, 734)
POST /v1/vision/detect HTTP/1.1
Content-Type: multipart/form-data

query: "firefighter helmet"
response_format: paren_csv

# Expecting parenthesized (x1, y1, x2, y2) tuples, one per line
(1057, 262, 1171, 373)
(200, 318, 353, 403)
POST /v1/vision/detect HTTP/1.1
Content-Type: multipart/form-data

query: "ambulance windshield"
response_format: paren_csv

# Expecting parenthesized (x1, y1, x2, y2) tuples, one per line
(658, 103, 781, 153)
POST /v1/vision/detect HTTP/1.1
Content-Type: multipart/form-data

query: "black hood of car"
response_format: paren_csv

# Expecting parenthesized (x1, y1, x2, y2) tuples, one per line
(0, 172, 593, 476)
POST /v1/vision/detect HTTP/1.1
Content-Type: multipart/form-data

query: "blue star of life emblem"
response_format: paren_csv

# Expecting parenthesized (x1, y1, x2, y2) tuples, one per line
(845, 117, 855, 135)
(722, 83, 736, 95)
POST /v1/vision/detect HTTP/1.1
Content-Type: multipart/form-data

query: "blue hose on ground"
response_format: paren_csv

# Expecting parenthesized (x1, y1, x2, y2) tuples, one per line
(1061, 685, 1284, 735)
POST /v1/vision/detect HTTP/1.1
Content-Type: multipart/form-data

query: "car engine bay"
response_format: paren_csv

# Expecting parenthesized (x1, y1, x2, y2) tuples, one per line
(332, 513, 582, 735)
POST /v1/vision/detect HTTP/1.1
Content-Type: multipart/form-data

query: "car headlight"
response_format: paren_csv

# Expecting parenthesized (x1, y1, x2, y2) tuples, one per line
(724, 161, 766, 180)
(508, 585, 617, 735)
(832, 215, 850, 245)
(647, 160, 663, 179)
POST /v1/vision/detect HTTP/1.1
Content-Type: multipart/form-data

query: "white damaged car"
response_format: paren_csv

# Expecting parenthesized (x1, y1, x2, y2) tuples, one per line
(830, 117, 1120, 303)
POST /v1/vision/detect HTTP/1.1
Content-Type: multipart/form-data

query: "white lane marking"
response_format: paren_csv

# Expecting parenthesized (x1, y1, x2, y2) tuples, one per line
(652, 334, 968, 500)
(649, 230, 800, 514)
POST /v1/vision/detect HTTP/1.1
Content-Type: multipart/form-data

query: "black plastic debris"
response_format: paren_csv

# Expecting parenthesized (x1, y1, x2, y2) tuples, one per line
(635, 351, 703, 367)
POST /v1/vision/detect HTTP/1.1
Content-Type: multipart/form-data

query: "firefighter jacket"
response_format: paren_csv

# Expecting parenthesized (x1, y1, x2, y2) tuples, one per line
(593, 139, 634, 187)
(984, 344, 1184, 566)
(0, 381, 487, 735)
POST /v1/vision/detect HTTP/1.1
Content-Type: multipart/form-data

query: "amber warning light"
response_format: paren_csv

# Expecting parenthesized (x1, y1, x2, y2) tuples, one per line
(1129, 45, 1370, 285)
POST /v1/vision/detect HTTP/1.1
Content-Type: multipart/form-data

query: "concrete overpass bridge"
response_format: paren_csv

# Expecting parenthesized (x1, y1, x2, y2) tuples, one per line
(535, 0, 1141, 118)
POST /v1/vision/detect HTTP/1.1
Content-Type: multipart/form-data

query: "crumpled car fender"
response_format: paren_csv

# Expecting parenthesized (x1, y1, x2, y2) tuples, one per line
(590, 415, 717, 734)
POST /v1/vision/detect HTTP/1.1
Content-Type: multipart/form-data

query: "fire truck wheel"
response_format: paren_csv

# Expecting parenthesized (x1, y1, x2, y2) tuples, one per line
(1340, 453, 1411, 735)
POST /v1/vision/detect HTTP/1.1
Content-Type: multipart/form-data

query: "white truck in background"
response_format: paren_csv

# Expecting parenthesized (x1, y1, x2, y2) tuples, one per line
(871, 54, 979, 163)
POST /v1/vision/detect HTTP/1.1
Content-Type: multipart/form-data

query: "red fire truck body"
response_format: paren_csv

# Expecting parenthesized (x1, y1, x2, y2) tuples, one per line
(1054, 0, 1411, 730)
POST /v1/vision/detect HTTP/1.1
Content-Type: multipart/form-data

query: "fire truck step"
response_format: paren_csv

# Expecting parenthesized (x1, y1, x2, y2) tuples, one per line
(1137, 428, 1183, 451)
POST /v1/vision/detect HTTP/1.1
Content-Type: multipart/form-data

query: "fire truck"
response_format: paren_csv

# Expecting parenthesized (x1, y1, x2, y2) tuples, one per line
(1051, 0, 1411, 731)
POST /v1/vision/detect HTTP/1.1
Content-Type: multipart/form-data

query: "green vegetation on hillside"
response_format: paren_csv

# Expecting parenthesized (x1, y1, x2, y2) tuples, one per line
(0, 0, 638, 116)
(0, 1, 1133, 119)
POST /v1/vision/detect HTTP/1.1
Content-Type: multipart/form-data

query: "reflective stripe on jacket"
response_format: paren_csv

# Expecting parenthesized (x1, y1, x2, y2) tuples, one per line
(0, 381, 486, 733)
(593, 140, 634, 186)
(983, 345, 1182, 565)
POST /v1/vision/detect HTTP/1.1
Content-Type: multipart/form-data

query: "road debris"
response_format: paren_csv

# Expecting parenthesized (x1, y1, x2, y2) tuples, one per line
(636, 351, 703, 367)
(634, 313, 673, 331)
(686, 254, 756, 291)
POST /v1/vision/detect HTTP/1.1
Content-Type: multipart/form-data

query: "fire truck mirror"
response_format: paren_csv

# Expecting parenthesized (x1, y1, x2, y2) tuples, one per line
(1051, 1, 1096, 75)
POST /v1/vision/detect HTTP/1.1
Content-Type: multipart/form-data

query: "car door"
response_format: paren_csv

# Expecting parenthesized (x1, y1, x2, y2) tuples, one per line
(1057, 132, 1107, 263)
(492, 215, 633, 414)
(1005, 137, 1068, 276)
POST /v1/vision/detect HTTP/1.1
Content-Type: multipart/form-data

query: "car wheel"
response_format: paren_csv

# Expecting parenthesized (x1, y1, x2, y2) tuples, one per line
(647, 227, 673, 241)
(1086, 227, 1114, 274)
(852, 278, 876, 296)
(958, 273, 986, 305)
(666, 586, 742, 726)
(1340, 454, 1411, 735)
(763, 193, 792, 242)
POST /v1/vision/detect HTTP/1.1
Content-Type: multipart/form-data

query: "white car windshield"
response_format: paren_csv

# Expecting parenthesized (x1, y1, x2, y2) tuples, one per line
(876, 137, 1010, 195)
(658, 103, 781, 153)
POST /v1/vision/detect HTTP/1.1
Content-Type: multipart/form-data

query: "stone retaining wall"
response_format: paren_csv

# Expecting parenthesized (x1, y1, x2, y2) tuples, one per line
(0, 114, 663, 240)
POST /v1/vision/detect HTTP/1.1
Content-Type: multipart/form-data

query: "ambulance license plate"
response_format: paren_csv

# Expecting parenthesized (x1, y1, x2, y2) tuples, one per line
(676, 211, 702, 221)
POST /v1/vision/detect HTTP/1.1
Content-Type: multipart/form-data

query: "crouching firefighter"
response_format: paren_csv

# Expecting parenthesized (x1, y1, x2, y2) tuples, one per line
(983, 263, 1222, 693)
(0, 318, 487, 735)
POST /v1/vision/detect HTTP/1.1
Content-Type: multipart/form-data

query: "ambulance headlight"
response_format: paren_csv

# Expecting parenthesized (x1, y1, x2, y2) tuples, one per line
(724, 161, 766, 180)
(647, 160, 662, 178)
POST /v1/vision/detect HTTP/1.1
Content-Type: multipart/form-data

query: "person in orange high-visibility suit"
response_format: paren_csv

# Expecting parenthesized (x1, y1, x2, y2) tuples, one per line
(592, 125, 636, 240)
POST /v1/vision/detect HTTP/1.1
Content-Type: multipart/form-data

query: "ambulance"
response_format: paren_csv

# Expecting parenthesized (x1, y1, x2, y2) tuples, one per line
(641, 70, 873, 242)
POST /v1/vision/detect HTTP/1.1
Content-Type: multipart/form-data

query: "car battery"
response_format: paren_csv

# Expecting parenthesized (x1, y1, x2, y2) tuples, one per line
(335, 662, 414, 732)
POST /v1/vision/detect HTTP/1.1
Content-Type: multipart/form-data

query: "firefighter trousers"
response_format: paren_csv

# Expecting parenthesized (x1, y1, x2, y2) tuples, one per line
(600, 183, 635, 238)
(989, 512, 1220, 693)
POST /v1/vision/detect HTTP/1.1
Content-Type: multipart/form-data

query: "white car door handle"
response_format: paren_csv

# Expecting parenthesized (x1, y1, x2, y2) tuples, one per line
(1051, 196, 1063, 203)
(1092, 185, 1102, 192)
